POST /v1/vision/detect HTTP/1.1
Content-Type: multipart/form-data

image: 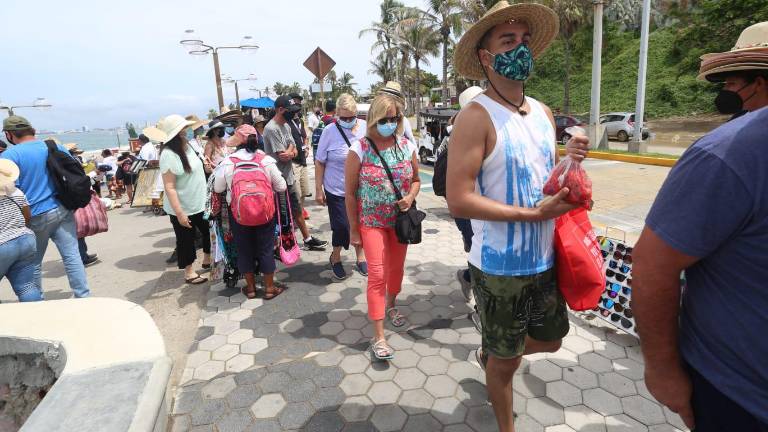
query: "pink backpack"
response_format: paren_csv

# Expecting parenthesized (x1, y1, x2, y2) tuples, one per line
(230, 155, 275, 226)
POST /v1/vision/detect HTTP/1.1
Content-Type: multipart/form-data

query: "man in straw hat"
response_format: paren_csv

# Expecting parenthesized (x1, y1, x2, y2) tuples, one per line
(1, 115, 90, 298)
(632, 22, 768, 432)
(445, 3, 589, 430)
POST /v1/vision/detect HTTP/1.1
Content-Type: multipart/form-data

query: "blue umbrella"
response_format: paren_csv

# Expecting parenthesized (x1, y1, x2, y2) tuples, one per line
(240, 97, 275, 109)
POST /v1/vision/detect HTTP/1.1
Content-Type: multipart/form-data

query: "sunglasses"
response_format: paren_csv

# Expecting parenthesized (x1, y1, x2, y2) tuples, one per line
(338, 116, 357, 122)
(600, 308, 611, 317)
(603, 298, 615, 309)
(613, 251, 634, 265)
(610, 313, 633, 329)
(606, 270, 627, 282)
(622, 286, 631, 295)
(377, 115, 402, 126)
(616, 244, 633, 254)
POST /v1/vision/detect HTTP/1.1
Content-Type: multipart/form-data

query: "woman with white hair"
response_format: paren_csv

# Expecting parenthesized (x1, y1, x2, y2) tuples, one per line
(315, 93, 368, 281)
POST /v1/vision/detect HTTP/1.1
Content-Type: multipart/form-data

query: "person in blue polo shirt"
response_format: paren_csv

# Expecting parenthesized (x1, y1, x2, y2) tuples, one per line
(1, 116, 90, 298)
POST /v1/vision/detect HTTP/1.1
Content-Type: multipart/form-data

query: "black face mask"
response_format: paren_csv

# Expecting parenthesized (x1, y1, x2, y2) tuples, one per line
(283, 110, 296, 121)
(714, 82, 755, 114)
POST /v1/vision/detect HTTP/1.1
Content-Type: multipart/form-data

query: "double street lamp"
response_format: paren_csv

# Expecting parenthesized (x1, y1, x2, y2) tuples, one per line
(180, 30, 259, 112)
(222, 74, 258, 110)
(0, 97, 52, 117)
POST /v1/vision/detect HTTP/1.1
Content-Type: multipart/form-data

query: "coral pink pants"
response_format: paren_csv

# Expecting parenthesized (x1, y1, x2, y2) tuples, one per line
(361, 226, 408, 321)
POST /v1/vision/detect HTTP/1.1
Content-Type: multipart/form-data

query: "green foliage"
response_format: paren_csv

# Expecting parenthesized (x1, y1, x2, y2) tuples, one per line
(207, 109, 218, 120)
(125, 122, 138, 139)
(527, 26, 716, 118)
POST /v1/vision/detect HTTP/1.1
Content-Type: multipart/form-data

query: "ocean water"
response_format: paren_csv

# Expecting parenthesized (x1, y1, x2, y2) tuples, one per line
(42, 130, 133, 152)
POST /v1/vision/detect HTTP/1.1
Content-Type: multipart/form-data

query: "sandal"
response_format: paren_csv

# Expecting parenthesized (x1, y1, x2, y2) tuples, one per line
(185, 274, 208, 285)
(241, 286, 257, 300)
(370, 338, 394, 360)
(386, 307, 407, 328)
(475, 347, 488, 371)
(263, 286, 286, 301)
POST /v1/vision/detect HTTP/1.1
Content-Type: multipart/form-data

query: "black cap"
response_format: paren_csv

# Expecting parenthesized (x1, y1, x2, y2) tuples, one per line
(275, 95, 301, 112)
(289, 93, 303, 101)
(325, 100, 336, 112)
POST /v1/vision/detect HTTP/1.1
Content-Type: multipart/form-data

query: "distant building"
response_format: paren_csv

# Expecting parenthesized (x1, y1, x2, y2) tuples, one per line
(82, 126, 89, 132)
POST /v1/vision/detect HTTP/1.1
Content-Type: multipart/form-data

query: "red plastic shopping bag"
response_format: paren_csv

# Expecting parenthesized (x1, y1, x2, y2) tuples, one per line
(75, 191, 109, 238)
(543, 156, 593, 210)
(554, 208, 605, 311)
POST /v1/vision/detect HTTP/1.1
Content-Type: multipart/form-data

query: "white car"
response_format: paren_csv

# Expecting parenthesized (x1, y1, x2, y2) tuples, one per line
(600, 112, 651, 142)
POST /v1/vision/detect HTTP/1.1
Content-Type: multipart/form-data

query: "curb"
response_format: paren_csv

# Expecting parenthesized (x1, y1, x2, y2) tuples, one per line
(558, 148, 678, 167)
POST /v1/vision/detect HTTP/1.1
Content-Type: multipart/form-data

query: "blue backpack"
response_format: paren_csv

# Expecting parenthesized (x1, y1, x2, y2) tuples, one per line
(311, 122, 326, 146)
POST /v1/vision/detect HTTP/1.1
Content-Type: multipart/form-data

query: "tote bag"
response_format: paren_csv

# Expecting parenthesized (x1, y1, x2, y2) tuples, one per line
(554, 208, 604, 311)
(75, 191, 109, 238)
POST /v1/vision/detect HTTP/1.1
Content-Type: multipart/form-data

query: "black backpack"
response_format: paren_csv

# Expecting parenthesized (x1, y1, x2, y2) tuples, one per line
(311, 121, 326, 146)
(432, 142, 448, 197)
(45, 140, 91, 210)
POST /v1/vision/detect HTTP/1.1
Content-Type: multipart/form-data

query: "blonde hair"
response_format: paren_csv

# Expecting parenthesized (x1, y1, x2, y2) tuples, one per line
(366, 94, 404, 137)
(336, 93, 357, 114)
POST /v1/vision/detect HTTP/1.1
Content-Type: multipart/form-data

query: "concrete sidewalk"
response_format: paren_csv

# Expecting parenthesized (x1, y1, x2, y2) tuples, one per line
(168, 161, 686, 432)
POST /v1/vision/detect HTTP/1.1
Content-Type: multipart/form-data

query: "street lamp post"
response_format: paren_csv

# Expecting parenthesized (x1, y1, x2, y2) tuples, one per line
(180, 30, 259, 112)
(222, 74, 258, 110)
(0, 98, 52, 117)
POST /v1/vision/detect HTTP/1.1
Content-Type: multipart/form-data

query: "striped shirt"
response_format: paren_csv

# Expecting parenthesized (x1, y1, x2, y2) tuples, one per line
(0, 188, 33, 245)
(468, 94, 557, 276)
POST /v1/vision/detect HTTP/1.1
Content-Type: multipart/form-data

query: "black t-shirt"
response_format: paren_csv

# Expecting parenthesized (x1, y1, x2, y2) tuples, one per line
(289, 118, 308, 166)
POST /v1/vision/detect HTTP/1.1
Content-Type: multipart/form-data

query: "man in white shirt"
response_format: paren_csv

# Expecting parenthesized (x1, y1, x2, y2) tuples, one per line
(137, 134, 158, 161)
(307, 108, 320, 132)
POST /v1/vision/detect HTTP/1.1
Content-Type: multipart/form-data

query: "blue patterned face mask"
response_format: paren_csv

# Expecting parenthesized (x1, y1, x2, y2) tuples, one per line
(486, 43, 534, 81)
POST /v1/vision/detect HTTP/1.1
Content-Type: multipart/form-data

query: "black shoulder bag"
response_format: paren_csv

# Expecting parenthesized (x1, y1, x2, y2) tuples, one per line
(367, 137, 426, 245)
(335, 122, 352, 147)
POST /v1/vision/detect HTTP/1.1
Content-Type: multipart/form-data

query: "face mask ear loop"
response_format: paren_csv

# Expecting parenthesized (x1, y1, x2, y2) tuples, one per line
(477, 49, 528, 116)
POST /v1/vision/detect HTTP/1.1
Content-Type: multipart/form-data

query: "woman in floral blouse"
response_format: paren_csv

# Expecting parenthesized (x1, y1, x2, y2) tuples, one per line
(345, 93, 421, 361)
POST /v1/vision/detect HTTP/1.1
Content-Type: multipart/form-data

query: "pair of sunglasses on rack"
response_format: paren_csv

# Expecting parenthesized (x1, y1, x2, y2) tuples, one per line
(597, 308, 632, 328)
(605, 282, 631, 294)
(608, 261, 632, 273)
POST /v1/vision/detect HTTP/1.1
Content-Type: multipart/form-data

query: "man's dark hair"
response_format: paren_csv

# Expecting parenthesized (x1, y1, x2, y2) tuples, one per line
(138, 134, 150, 143)
(0, 140, 7, 150)
(102, 149, 112, 157)
(325, 100, 336, 113)
(5, 128, 35, 140)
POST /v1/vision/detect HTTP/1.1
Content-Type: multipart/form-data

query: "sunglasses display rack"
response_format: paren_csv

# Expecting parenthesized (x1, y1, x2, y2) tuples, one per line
(591, 233, 638, 337)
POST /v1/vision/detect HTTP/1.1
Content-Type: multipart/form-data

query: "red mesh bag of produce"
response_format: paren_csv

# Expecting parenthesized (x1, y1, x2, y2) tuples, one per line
(543, 156, 593, 210)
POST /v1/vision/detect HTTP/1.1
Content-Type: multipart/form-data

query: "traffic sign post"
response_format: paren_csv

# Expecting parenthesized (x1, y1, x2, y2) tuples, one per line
(303, 47, 336, 106)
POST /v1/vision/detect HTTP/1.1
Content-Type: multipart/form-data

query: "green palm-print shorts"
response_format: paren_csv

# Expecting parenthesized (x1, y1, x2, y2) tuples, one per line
(470, 265, 570, 359)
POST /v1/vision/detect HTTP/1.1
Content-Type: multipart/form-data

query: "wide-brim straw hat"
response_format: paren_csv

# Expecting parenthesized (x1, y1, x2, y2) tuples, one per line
(142, 115, 195, 143)
(0, 159, 20, 196)
(698, 21, 768, 81)
(65, 143, 84, 154)
(454, 1, 559, 81)
(186, 115, 208, 130)
(252, 114, 267, 125)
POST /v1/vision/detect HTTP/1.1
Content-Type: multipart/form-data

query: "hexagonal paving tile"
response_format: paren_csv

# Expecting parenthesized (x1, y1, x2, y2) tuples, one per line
(251, 393, 287, 419)
(327, 309, 351, 322)
(391, 349, 420, 369)
(225, 354, 254, 373)
(621, 395, 666, 425)
(319, 321, 344, 336)
(240, 338, 269, 355)
(337, 329, 364, 345)
(606, 414, 650, 432)
(563, 366, 599, 389)
(612, 358, 645, 381)
(548, 348, 579, 367)
(546, 380, 583, 407)
(370, 404, 408, 432)
(513, 373, 547, 398)
(340, 373, 373, 396)
(598, 372, 637, 397)
(201, 375, 237, 399)
(388, 333, 415, 351)
(593, 340, 627, 360)
(226, 384, 262, 409)
(339, 395, 375, 422)
(417, 355, 450, 376)
(365, 363, 398, 382)
(214, 409, 252, 432)
(368, 381, 402, 405)
(432, 397, 468, 425)
(227, 329, 253, 345)
(227, 309, 252, 322)
(393, 368, 427, 390)
(186, 350, 211, 369)
(344, 316, 368, 330)
(278, 402, 313, 429)
(564, 404, 607, 432)
(212, 344, 239, 361)
(446, 362, 484, 383)
(206, 296, 229, 308)
(198, 334, 227, 352)
(402, 413, 442, 432)
(193, 361, 225, 381)
(399, 388, 435, 415)
(527, 397, 566, 426)
(340, 354, 370, 374)
(515, 414, 545, 432)
(578, 352, 614, 374)
(315, 350, 345, 367)
(583, 388, 623, 416)
(562, 335, 594, 355)
(259, 371, 292, 393)
(284, 379, 317, 403)
(424, 375, 458, 398)
(466, 405, 498, 432)
(214, 320, 241, 336)
(531, 360, 564, 383)
(545, 425, 577, 432)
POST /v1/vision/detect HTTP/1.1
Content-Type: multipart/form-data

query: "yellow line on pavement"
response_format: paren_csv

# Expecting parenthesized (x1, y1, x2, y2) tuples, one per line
(558, 148, 678, 167)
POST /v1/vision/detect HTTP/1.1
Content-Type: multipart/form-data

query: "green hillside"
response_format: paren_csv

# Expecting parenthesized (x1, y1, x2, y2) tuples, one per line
(526, 26, 716, 118)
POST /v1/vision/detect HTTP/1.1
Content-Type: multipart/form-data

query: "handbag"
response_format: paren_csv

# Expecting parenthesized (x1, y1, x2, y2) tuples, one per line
(75, 191, 109, 238)
(276, 190, 301, 266)
(553, 208, 604, 311)
(367, 137, 426, 245)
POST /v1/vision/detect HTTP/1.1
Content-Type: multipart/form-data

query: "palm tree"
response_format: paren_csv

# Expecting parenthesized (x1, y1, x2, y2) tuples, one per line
(369, 52, 394, 82)
(359, 0, 404, 83)
(398, 14, 440, 129)
(207, 109, 218, 120)
(337, 72, 358, 96)
(541, 0, 591, 113)
(421, 0, 464, 106)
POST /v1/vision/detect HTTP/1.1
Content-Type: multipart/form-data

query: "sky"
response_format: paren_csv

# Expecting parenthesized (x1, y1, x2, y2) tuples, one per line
(0, 0, 441, 131)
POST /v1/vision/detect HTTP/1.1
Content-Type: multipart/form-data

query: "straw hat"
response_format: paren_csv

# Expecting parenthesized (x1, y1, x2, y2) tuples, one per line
(185, 115, 208, 130)
(252, 114, 267, 125)
(698, 22, 768, 81)
(65, 143, 84, 154)
(378, 81, 405, 101)
(459, 86, 484, 108)
(0, 159, 20, 196)
(454, 1, 559, 81)
(142, 115, 195, 143)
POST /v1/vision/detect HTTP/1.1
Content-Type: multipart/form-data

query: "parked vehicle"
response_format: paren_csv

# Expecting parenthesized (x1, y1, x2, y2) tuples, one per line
(600, 112, 650, 142)
(554, 115, 587, 145)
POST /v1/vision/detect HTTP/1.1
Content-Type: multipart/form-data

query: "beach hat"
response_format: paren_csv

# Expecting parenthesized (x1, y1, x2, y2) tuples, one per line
(206, 120, 226, 135)
(698, 22, 768, 81)
(459, 86, 484, 108)
(185, 115, 208, 130)
(2, 115, 33, 132)
(454, 1, 559, 81)
(65, 143, 84, 154)
(142, 115, 195, 143)
(0, 159, 19, 196)
(378, 81, 406, 100)
(229, 124, 258, 147)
